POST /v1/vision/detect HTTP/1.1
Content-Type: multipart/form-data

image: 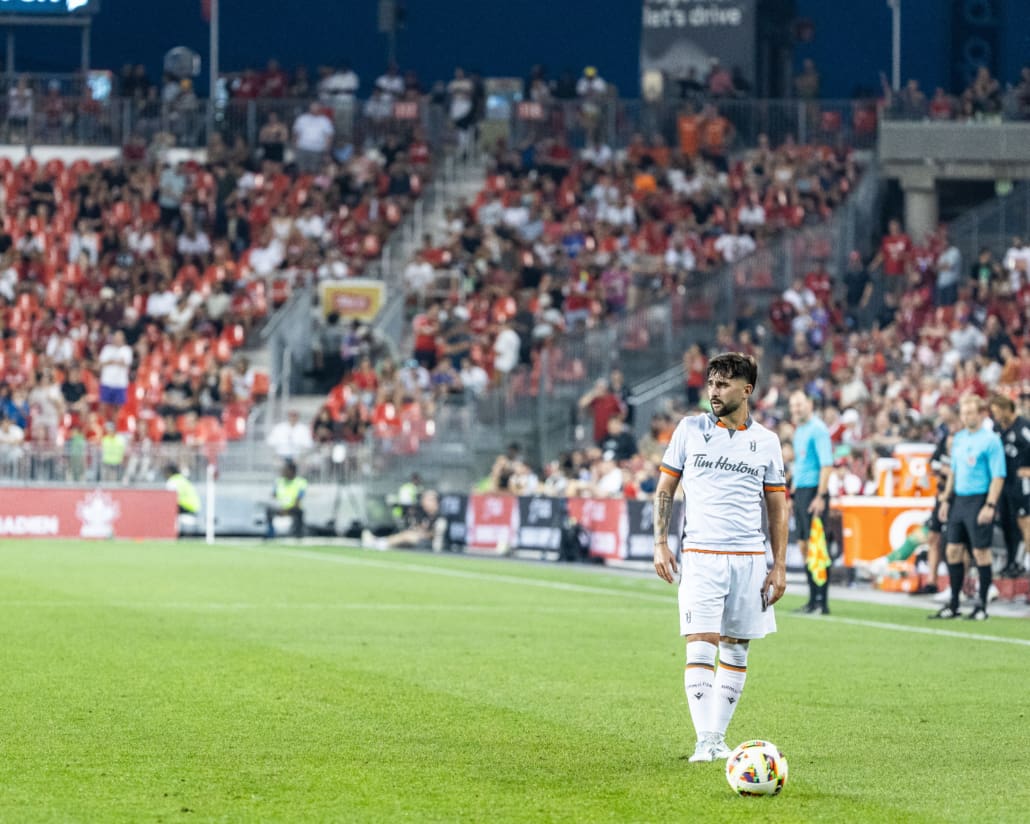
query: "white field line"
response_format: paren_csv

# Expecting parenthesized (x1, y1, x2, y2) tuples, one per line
(244, 545, 1030, 648)
(0, 601, 654, 613)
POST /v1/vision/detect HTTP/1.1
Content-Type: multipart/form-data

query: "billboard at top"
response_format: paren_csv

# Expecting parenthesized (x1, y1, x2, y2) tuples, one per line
(0, 0, 99, 14)
(641, 0, 756, 90)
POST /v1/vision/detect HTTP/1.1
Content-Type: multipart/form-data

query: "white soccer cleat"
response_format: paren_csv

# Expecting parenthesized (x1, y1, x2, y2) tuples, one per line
(708, 735, 731, 759)
(689, 734, 729, 763)
(689, 738, 715, 763)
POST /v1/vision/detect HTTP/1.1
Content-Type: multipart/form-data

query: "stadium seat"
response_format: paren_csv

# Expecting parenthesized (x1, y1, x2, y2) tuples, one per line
(250, 371, 270, 400)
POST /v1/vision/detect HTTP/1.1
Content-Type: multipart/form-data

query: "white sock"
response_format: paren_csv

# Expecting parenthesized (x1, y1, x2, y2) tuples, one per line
(684, 641, 717, 740)
(712, 641, 749, 738)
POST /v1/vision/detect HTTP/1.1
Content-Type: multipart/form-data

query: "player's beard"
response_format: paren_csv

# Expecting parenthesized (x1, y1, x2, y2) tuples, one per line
(711, 397, 742, 418)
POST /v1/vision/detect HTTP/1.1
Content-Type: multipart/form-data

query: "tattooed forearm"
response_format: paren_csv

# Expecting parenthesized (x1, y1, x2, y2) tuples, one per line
(653, 489, 673, 543)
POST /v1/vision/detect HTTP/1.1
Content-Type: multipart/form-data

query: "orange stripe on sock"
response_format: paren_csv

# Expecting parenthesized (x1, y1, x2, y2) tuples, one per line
(685, 663, 715, 671)
(719, 662, 747, 673)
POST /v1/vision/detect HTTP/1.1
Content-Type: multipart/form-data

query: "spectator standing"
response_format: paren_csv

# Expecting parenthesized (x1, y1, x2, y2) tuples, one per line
(934, 232, 961, 307)
(448, 68, 477, 160)
(100, 421, 127, 482)
(97, 330, 133, 415)
(258, 112, 289, 166)
(932, 395, 1005, 621)
(319, 61, 360, 105)
(292, 103, 334, 174)
(869, 219, 911, 297)
(789, 391, 834, 614)
(987, 395, 1030, 578)
(579, 377, 626, 444)
(492, 320, 521, 382)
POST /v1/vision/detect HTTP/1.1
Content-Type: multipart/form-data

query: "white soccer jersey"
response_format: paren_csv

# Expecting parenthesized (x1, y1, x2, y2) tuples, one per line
(660, 413, 786, 554)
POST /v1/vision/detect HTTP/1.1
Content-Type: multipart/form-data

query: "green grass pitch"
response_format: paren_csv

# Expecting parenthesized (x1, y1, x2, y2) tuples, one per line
(1, 540, 1028, 823)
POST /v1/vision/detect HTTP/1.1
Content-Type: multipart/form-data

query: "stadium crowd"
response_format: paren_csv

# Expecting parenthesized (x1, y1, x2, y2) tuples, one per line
(0, 99, 429, 479)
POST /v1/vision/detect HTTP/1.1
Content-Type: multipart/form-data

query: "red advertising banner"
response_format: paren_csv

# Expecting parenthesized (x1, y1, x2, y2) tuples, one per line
(0, 487, 178, 540)
(566, 498, 627, 560)
(466, 494, 518, 554)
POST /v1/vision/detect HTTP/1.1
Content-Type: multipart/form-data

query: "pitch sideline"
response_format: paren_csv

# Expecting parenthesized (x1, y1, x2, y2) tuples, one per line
(244, 544, 1030, 648)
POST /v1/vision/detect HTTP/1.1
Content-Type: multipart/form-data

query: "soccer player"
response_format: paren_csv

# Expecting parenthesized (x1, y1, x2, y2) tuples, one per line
(931, 395, 1005, 621)
(987, 395, 1030, 578)
(788, 391, 834, 614)
(653, 352, 788, 763)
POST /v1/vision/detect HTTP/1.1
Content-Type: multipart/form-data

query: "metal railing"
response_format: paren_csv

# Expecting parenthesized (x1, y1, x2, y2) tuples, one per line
(0, 94, 887, 152)
(945, 182, 1030, 265)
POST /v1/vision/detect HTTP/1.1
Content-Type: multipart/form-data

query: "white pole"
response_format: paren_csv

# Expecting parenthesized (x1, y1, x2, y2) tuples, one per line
(209, 0, 219, 104)
(205, 461, 216, 545)
(888, 0, 901, 91)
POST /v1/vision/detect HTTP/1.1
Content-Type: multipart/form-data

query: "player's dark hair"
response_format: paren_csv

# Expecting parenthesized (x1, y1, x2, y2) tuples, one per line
(989, 394, 1015, 413)
(706, 352, 758, 388)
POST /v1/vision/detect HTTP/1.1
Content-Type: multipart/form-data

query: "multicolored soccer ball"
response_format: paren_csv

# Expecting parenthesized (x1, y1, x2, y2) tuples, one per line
(725, 740, 788, 796)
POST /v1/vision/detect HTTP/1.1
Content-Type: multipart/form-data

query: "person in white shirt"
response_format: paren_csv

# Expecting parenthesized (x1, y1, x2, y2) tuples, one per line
(492, 321, 521, 378)
(98, 330, 134, 409)
(714, 223, 757, 264)
(477, 192, 504, 228)
(249, 231, 286, 277)
(127, 221, 156, 258)
(459, 358, 489, 397)
(737, 194, 767, 231)
(653, 352, 788, 764)
(1002, 236, 1030, 292)
(593, 451, 625, 497)
(177, 225, 212, 259)
(68, 219, 100, 265)
(581, 141, 613, 168)
(664, 237, 697, 273)
(295, 206, 326, 241)
(319, 64, 360, 105)
(146, 281, 178, 319)
(374, 64, 405, 101)
(0, 416, 25, 466)
(403, 252, 436, 294)
(267, 410, 315, 460)
(292, 102, 335, 173)
(46, 329, 75, 365)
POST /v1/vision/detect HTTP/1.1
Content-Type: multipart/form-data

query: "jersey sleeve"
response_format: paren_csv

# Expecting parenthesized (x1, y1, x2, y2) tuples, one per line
(659, 419, 690, 479)
(988, 434, 1007, 480)
(815, 425, 834, 468)
(763, 435, 787, 493)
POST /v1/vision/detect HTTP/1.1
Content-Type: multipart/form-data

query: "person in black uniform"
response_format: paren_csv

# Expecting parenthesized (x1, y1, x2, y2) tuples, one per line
(915, 409, 959, 594)
(988, 395, 1030, 578)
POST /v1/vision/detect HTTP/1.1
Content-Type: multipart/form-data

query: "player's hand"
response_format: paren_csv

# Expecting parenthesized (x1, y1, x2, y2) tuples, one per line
(977, 506, 995, 525)
(654, 541, 678, 584)
(808, 495, 825, 516)
(938, 501, 949, 522)
(762, 564, 787, 607)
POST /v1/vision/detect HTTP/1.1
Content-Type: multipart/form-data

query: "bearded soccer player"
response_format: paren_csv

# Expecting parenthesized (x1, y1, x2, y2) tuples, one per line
(653, 352, 788, 763)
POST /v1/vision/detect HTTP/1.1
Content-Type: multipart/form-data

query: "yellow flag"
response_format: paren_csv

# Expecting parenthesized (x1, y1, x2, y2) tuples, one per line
(807, 516, 831, 586)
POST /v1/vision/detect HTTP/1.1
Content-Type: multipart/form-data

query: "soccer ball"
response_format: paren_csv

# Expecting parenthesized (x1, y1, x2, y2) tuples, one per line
(725, 740, 788, 796)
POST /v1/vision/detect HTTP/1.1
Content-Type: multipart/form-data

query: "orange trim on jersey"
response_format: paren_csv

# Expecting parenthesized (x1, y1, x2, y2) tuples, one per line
(719, 662, 747, 674)
(683, 547, 766, 556)
(715, 420, 748, 431)
(764, 484, 787, 493)
(659, 465, 682, 478)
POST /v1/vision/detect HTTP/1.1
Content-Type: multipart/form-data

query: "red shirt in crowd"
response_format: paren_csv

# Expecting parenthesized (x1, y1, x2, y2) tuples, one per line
(880, 231, 911, 277)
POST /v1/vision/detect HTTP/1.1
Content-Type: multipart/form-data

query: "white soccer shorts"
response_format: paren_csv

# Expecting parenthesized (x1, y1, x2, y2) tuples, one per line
(677, 550, 777, 639)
